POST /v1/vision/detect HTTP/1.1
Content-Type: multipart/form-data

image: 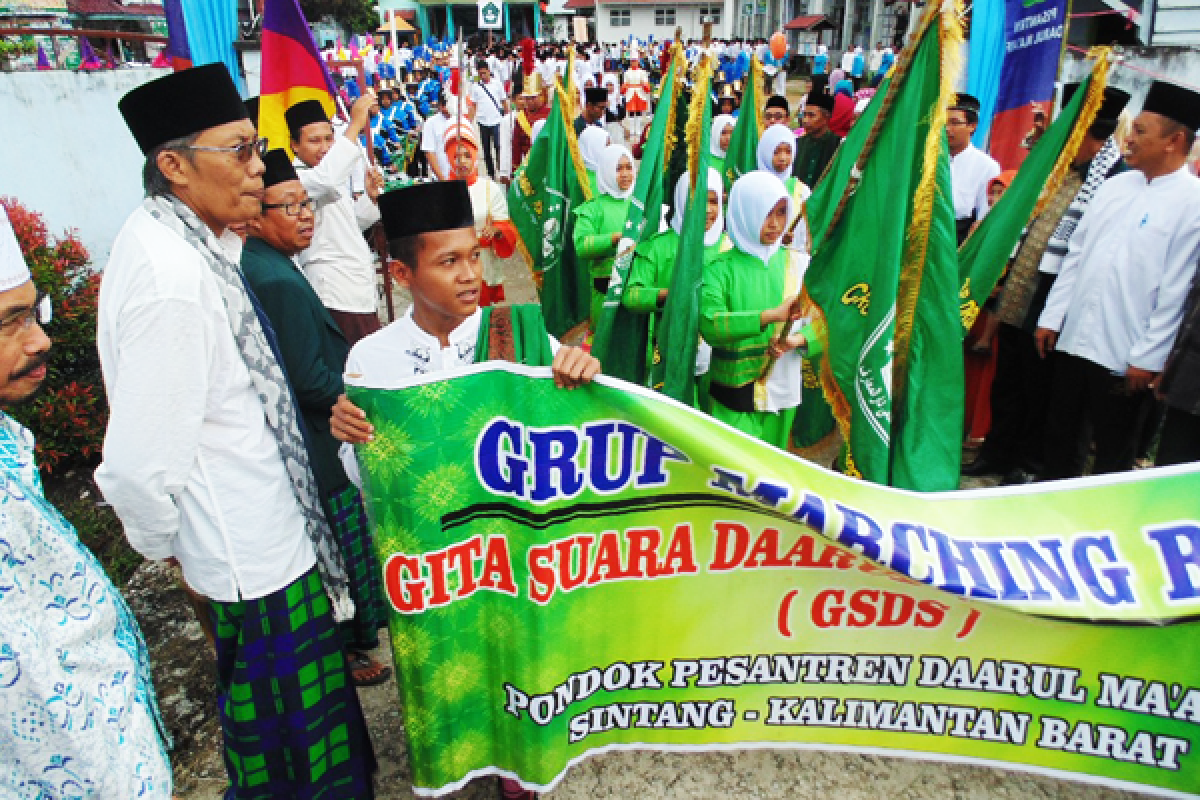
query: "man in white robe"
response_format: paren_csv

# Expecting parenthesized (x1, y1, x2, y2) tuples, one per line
(1035, 80, 1200, 479)
(0, 206, 172, 800)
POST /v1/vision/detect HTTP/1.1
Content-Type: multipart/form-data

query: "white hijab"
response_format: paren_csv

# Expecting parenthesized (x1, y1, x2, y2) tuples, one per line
(597, 144, 635, 200)
(602, 73, 620, 113)
(710, 114, 736, 158)
(579, 125, 610, 173)
(756, 124, 796, 182)
(726, 171, 791, 266)
(670, 168, 725, 247)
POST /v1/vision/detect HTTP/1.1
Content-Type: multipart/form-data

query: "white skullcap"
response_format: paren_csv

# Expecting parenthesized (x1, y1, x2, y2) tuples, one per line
(0, 208, 32, 292)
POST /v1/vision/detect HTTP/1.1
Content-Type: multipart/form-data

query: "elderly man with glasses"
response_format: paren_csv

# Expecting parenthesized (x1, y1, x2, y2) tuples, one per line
(240, 149, 392, 690)
(96, 65, 377, 798)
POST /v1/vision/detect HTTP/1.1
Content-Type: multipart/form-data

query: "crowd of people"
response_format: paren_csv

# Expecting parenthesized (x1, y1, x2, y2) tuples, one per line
(1, 28, 1199, 799)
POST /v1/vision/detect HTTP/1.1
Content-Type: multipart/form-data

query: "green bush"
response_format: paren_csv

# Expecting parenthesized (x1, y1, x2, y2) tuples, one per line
(1, 197, 106, 474)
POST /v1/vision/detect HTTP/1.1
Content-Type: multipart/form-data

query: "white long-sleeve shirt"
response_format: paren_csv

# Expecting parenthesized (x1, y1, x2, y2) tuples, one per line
(340, 309, 559, 485)
(1038, 166, 1200, 375)
(950, 143, 1001, 221)
(295, 137, 382, 314)
(96, 207, 316, 602)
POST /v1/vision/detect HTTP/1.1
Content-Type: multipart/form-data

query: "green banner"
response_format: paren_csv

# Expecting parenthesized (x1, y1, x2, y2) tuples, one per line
(349, 366, 1200, 798)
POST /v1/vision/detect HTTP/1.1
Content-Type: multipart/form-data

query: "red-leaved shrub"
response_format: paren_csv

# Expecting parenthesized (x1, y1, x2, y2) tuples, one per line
(2, 197, 106, 473)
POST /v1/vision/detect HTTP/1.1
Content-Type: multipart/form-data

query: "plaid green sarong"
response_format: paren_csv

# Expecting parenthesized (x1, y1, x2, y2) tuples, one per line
(326, 484, 388, 652)
(210, 568, 376, 799)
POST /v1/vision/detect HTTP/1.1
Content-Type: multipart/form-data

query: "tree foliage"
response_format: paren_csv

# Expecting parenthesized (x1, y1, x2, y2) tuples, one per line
(299, 0, 377, 36)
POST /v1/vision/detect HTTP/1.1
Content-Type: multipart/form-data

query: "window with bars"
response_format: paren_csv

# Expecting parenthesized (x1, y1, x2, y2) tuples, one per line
(655, 8, 676, 25)
(699, 5, 722, 23)
(610, 8, 631, 25)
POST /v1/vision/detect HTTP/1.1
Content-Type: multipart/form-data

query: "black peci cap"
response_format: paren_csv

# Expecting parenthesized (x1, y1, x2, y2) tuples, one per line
(764, 94, 789, 113)
(379, 180, 475, 246)
(806, 90, 835, 114)
(262, 148, 299, 188)
(584, 87, 608, 103)
(1062, 83, 1130, 123)
(119, 64, 249, 154)
(244, 96, 260, 127)
(950, 92, 981, 115)
(285, 99, 330, 139)
(1141, 80, 1200, 132)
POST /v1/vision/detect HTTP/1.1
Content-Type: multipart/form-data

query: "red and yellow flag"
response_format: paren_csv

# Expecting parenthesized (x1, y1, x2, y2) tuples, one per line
(258, 0, 339, 152)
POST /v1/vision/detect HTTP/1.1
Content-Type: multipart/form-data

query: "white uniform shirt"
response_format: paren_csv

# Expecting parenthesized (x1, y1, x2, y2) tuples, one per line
(1038, 166, 1200, 375)
(340, 309, 560, 484)
(470, 77, 507, 127)
(96, 208, 316, 602)
(421, 111, 454, 178)
(295, 136, 381, 313)
(950, 143, 1001, 221)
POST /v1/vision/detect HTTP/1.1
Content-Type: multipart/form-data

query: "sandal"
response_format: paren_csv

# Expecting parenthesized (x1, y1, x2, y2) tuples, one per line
(347, 651, 392, 687)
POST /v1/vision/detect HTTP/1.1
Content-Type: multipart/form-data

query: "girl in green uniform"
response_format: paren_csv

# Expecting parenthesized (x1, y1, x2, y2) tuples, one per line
(578, 125, 609, 197)
(700, 171, 822, 449)
(709, 114, 735, 182)
(624, 167, 730, 406)
(573, 144, 636, 334)
(757, 123, 813, 252)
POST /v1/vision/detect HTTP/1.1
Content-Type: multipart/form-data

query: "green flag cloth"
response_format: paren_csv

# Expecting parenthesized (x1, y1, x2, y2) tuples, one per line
(590, 47, 685, 382)
(956, 63, 1106, 332)
(789, 74, 892, 453)
(508, 84, 593, 338)
(721, 57, 761, 190)
(800, 3, 964, 491)
(651, 59, 715, 404)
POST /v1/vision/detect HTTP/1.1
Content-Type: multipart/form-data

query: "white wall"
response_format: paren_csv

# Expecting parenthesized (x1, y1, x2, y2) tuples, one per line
(0, 68, 167, 265)
(596, 3, 733, 43)
(1060, 46, 1200, 109)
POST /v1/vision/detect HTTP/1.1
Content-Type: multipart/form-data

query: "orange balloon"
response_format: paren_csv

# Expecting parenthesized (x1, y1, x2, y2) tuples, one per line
(769, 32, 787, 60)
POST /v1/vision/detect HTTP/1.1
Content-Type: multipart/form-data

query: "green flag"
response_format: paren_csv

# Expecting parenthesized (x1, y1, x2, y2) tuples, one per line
(787, 83, 891, 452)
(651, 58, 715, 403)
(721, 56, 762, 190)
(799, 2, 964, 490)
(956, 58, 1109, 331)
(508, 84, 593, 338)
(590, 46, 686, 382)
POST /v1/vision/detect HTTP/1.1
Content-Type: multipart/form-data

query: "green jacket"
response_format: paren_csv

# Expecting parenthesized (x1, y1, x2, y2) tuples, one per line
(700, 247, 820, 388)
(241, 236, 351, 496)
(624, 229, 730, 314)
(792, 129, 842, 189)
(573, 194, 631, 281)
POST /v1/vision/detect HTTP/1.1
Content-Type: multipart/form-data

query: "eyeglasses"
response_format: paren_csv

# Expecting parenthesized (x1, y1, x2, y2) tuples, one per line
(262, 197, 317, 216)
(0, 292, 52, 336)
(179, 137, 269, 163)
(945, 119, 971, 128)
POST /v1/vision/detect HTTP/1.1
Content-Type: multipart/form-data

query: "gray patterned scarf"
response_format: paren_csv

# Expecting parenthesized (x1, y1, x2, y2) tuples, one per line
(144, 194, 354, 622)
(1041, 136, 1122, 273)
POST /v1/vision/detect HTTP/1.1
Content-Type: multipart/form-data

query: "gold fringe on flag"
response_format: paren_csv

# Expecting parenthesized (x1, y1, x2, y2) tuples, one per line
(662, 43, 688, 172)
(557, 81, 595, 202)
(1032, 47, 1112, 219)
(891, 0, 966, 404)
(685, 55, 715, 189)
(749, 57, 765, 136)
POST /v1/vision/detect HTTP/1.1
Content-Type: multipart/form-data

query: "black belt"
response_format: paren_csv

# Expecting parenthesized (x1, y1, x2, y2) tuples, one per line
(709, 380, 755, 413)
(593, 277, 611, 294)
